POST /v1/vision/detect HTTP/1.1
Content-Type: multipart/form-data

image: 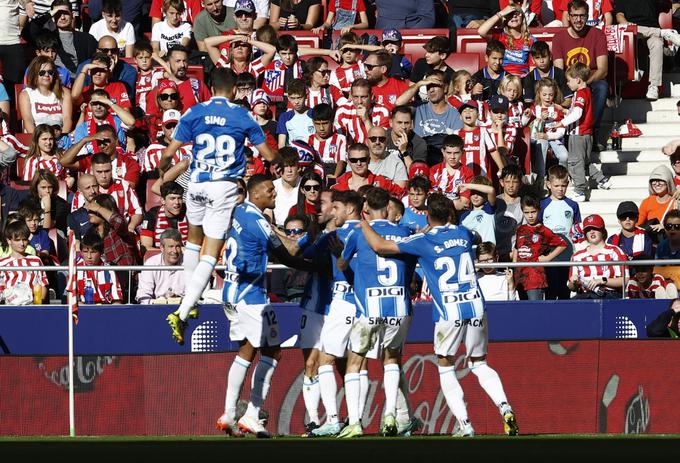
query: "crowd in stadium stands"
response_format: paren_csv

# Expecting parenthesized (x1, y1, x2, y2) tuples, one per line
(4, 0, 680, 305)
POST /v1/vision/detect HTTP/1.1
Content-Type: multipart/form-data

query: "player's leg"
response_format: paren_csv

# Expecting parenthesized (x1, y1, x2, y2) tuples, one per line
(217, 338, 257, 435)
(337, 350, 365, 438)
(396, 366, 421, 436)
(358, 357, 369, 422)
(380, 316, 411, 436)
(301, 347, 321, 431)
(466, 314, 518, 435)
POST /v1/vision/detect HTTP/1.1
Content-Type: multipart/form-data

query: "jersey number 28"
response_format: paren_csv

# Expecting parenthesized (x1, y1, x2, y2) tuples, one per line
(195, 133, 236, 168)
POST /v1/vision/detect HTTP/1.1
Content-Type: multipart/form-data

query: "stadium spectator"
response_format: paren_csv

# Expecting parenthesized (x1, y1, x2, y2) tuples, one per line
(364, 51, 409, 112)
(136, 228, 186, 304)
(18, 200, 53, 261)
(454, 101, 503, 179)
(77, 228, 124, 304)
(270, 214, 310, 302)
(289, 171, 322, 219)
(151, 0, 193, 56)
(140, 109, 192, 174)
(637, 165, 676, 242)
(332, 32, 366, 95)
(399, 175, 430, 233)
(472, 39, 507, 102)
(308, 103, 348, 179)
(141, 181, 188, 251)
(277, 79, 314, 147)
(332, 142, 403, 196)
(409, 36, 454, 89)
(0, 0, 27, 93)
(271, 147, 302, 226)
(646, 298, 680, 337)
(494, 164, 525, 262)
(460, 176, 497, 244)
(656, 210, 680, 260)
(385, 105, 427, 169)
(25, 169, 69, 233)
(303, 57, 344, 109)
(428, 133, 472, 209)
(149, 0, 204, 26)
(567, 214, 628, 299)
(0, 220, 48, 305)
(311, 0, 369, 35)
(27, 32, 72, 89)
(19, 56, 73, 133)
(193, 0, 237, 52)
(204, 32, 276, 73)
(476, 241, 518, 301)
(549, 0, 613, 28)
(375, 0, 435, 29)
(69, 90, 135, 153)
(21, 124, 71, 186)
(75, 35, 138, 101)
(607, 201, 654, 259)
(88, 0, 136, 57)
(67, 173, 97, 242)
(367, 126, 408, 189)
(626, 254, 678, 299)
(334, 78, 391, 144)
(269, 0, 321, 31)
(522, 41, 571, 106)
(499, 0, 543, 26)
(87, 0, 147, 38)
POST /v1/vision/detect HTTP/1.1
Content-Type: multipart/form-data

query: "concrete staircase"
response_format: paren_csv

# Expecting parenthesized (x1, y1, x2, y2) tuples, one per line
(571, 82, 680, 232)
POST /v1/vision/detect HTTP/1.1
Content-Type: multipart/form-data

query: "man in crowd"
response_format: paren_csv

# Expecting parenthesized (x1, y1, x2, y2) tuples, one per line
(140, 181, 188, 251)
(332, 143, 403, 196)
(136, 228, 185, 304)
(385, 106, 428, 170)
(367, 126, 408, 189)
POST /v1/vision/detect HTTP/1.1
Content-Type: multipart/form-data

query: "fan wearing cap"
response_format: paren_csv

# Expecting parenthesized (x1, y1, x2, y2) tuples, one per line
(607, 201, 654, 259)
(567, 214, 628, 298)
(453, 100, 504, 180)
(249, 89, 278, 153)
(140, 109, 193, 173)
(485, 94, 518, 161)
(311, 0, 369, 36)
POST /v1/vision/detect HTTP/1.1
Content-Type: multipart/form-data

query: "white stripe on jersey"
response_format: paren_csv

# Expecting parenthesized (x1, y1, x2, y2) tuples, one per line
(71, 179, 142, 220)
(0, 255, 48, 288)
(308, 132, 347, 164)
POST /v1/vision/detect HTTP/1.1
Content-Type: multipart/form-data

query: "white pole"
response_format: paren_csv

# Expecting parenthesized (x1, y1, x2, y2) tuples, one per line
(68, 290, 75, 437)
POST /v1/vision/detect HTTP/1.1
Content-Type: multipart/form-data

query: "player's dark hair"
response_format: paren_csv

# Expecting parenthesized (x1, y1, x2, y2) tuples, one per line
(312, 103, 334, 122)
(277, 34, 298, 53)
(160, 181, 184, 198)
(211, 67, 238, 93)
(521, 195, 541, 210)
(408, 175, 431, 192)
(530, 41, 551, 58)
(389, 196, 405, 217)
(442, 134, 464, 150)
(81, 228, 104, 253)
(286, 78, 306, 97)
(91, 152, 112, 166)
(333, 190, 364, 214)
(427, 193, 454, 225)
(357, 184, 374, 198)
(486, 39, 506, 56)
(365, 187, 390, 211)
(391, 105, 413, 119)
(247, 174, 272, 193)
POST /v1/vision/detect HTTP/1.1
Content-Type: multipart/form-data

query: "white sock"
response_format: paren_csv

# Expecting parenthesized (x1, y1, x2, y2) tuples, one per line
(358, 369, 369, 421)
(396, 369, 411, 424)
(246, 356, 278, 418)
(318, 364, 339, 424)
(302, 375, 320, 424)
(178, 255, 216, 321)
(438, 365, 468, 422)
(469, 360, 508, 407)
(383, 364, 400, 417)
(183, 242, 201, 281)
(225, 356, 251, 420)
(344, 373, 361, 425)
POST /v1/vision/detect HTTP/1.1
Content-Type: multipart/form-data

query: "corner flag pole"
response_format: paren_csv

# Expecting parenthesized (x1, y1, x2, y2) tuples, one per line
(66, 231, 79, 437)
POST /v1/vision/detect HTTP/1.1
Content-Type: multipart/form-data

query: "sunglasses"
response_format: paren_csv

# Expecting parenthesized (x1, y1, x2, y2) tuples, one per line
(164, 122, 177, 130)
(368, 136, 386, 143)
(233, 41, 251, 48)
(618, 214, 638, 221)
(234, 11, 253, 18)
(302, 184, 321, 192)
(39, 69, 56, 77)
(91, 67, 109, 74)
(348, 156, 369, 164)
(665, 223, 680, 231)
(98, 47, 119, 55)
(317, 69, 331, 76)
(364, 63, 380, 71)
(285, 228, 305, 235)
(159, 93, 180, 101)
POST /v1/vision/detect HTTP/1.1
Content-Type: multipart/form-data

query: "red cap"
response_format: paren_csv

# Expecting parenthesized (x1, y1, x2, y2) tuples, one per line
(582, 214, 606, 231)
(158, 80, 178, 93)
(409, 161, 430, 179)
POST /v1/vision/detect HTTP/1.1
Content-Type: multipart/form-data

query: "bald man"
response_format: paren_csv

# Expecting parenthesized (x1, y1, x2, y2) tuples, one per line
(367, 126, 409, 188)
(74, 35, 138, 101)
(67, 174, 99, 242)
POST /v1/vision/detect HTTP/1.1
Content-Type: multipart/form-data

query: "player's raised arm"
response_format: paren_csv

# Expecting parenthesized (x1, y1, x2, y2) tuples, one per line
(360, 219, 400, 255)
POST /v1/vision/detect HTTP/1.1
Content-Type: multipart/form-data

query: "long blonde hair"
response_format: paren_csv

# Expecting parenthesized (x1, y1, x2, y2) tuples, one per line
(502, 10, 532, 49)
(534, 78, 564, 106)
(448, 70, 472, 98)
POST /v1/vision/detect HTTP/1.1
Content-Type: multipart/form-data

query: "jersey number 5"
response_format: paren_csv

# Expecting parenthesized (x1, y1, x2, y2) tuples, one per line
(195, 133, 236, 168)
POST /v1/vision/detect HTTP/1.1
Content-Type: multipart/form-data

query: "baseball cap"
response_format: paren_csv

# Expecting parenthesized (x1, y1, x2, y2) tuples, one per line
(489, 94, 509, 112)
(249, 89, 270, 107)
(382, 28, 402, 44)
(234, 0, 255, 13)
(582, 214, 606, 232)
(409, 161, 430, 179)
(162, 109, 181, 125)
(458, 101, 478, 112)
(616, 201, 638, 218)
(158, 79, 178, 93)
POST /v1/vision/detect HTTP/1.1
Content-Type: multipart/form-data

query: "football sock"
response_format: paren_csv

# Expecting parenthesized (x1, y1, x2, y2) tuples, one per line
(438, 365, 468, 422)
(302, 375, 320, 425)
(246, 356, 278, 419)
(183, 242, 201, 284)
(318, 365, 339, 424)
(396, 369, 411, 424)
(225, 356, 251, 420)
(344, 373, 361, 426)
(358, 369, 369, 420)
(469, 360, 508, 407)
(178, 255, 216, 321)
(383, 364, 400, 417)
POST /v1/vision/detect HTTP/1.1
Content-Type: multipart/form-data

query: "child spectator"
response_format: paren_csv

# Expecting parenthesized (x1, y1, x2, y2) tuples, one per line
(330, 32, 366, 96)
(454, 102, 504, 179)
(249, 90, 279, 153)
(486, 94, 518, 161)
(429, 133, 473, 210)
(277, 79, 315, 147)
(460, 175, 497, 244)
(133, 41, 165, 114)
(448, 70, 489, 122)
(18, 201, 53, 260)
(312, 0, 369, 36)
(381, 29, 412, 79)
(0, 220, 48, 304)
(77, 228, 123, 304)
(29, 32, 72, 88)
(656, 210, 680, 260)
(670, 150, 680, 189)
(22, 124, 69, 185)
(235, 73, 257, 102)
(495, 164, 525, 262)
(522, 41, 570, 106)
(512, 195, 566, 300)
(476, 241, 518, 301)
(478, 2, 535, 76)
(568, 214, 628, 299)
(607, 201, 654, 259)
(410, 36, 455, 100)
(541, 165, 581, 299)
(304, 57, 345, 108)
(638, 165, 676, 240)
(151, 0, 192, 56)
(308, 103, 348, 179)
(141, 109, 192, 173)
(498, 74, 530, 129)
(334, 78, 391, 144)
(400, 175, 430, 233)
(626, 255, 678, 299)
(88, 0, 136, 57)
(554, 62, 610, 202)
(471, 39, 507, 102)
(260, 35, 305, 110)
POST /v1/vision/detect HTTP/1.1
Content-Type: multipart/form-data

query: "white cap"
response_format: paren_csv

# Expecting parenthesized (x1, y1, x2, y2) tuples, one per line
(162, 109, 181, 125)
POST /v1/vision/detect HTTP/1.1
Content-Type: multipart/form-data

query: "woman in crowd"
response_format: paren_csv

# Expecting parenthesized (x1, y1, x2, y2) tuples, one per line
(21, 125, 74, 190)
(19, 56, 73, 133)
(26, 169, 70, 234)
(289, 171, 322, 219)
(270, 0, 322, 31)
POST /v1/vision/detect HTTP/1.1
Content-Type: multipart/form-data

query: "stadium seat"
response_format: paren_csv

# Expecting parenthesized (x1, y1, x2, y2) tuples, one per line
(446, 52, 480, 74)
(399, 29, 449, 46)
(403, 42, 427, 63)
(14, 132, 32, 147)
(280, 30, 323, 48)
(143, 248, 161, 262)
(145, 180, 162, 212)
(187, 65, 204, 83)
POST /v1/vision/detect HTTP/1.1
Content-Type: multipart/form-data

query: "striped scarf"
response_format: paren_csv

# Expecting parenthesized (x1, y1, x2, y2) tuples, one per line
(154, 206, 189, 247)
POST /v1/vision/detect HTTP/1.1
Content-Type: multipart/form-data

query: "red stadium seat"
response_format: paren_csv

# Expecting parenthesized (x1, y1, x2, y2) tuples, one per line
(446, 53, 480, 74)
(145, 180, 163, 212)
(187, 65, 204, 82)
(403, 42, 427, 63)
(399, 29, 449, 46)
(14, 132, 32, 147)
(279, 30, 323, 48)
(143, 248, 161, 262)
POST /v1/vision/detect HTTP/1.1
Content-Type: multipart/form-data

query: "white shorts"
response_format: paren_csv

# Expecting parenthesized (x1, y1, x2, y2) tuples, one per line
(349, 315, 412, 360)
(433, 313, 488, 358)
(320, 299, 356, 358)
(186, 180, 238, 240)
(224, 300, 281, 348)
(299, 310, 324, 350)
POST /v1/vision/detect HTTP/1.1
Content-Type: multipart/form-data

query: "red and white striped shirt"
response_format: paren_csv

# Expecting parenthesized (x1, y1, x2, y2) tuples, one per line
(140, 143, 192, 173)
(75, 255, 123, 304)
(22, 156, 66, 182)
(565, 87, 594, 136)
(306, 85, 345, 109)
(0, 255, 48, 289)
(569, 243, 629, 292)
(429, 162, 474, 200)
(529, 103, 566, 141)
(136, 68, 165, 112)
(506, 100, 527, 128)
(371, 77, 409, 112)
(307, 132, 348, 164)
(330, 62, 366, 95)
(626, 275, 668, 299)
(216, 55, 266, 79)
(77, 151, 141, 187)
(453, 127, 498, 178)
(334, 102, 390, 144)
(449, 95, 489, 124)
(71, 178, 142, 220)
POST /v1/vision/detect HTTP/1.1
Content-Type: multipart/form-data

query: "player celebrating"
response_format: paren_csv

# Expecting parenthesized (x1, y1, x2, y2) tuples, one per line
(217, 174, 314, 437)
(359, 193, 519, 437)
(160, 68, 277, 345)
(337, 187, 416, 438)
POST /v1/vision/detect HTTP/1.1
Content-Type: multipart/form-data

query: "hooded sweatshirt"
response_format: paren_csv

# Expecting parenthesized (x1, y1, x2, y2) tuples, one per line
(637, 165, 676, 227)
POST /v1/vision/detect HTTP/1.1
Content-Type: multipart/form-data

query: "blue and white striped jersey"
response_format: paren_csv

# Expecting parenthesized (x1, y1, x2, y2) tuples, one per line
(173, 97, 266, 183)
(299, 231, 333, 315)
(222, 201, 281, 305)
(342, 220, 415, 318)
(397, 224, 483, 322)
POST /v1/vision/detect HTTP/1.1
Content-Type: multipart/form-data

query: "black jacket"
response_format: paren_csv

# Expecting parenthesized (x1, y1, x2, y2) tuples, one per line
(646, 309, 680, 338)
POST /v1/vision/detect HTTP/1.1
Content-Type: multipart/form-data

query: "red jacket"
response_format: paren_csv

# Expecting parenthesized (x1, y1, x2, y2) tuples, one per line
(331, 170, 404, 197)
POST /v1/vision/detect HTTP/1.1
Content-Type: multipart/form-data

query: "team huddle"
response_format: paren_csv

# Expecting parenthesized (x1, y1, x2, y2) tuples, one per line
(162, 67, 518, 438)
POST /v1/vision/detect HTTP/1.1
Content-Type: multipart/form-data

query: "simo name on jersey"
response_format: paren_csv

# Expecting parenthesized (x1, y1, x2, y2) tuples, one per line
(204, 116, 227, 125)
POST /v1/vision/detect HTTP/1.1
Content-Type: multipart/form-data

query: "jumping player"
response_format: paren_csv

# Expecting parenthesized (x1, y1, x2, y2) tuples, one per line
(160, 68, 277, 345)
